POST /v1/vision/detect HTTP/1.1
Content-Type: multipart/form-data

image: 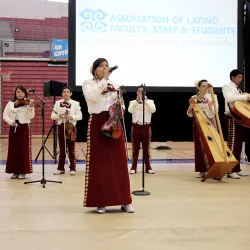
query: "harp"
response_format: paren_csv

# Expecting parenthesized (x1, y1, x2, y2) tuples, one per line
(188, 84, 238, 181)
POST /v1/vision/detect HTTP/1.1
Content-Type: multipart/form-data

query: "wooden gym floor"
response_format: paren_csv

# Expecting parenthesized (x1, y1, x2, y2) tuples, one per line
(0, 138, 250, 250)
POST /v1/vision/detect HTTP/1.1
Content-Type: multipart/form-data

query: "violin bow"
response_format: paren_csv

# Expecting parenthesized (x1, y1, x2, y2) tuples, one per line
(64, 110, 70, 168)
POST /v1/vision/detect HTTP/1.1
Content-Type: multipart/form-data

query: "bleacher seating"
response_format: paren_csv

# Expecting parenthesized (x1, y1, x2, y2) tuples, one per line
(0, 16, 68, 135)
(5, 51, 50, 58)
(0, 17, 68, 40)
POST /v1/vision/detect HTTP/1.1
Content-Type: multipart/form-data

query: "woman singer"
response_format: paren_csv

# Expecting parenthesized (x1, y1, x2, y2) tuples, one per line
(82, 58, 134, 214)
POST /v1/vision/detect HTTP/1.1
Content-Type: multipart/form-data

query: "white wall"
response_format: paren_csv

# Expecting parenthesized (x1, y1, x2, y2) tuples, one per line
(0, 0, 68, 19)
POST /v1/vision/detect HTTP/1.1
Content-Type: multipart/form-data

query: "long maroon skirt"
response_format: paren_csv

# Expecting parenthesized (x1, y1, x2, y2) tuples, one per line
(84, 111, 132, 207)
(6, 123, 33, 174)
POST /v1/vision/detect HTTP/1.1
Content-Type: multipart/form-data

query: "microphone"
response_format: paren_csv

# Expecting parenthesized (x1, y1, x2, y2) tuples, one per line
(109, 65, 118, 73)
(28, 88, 35, 92)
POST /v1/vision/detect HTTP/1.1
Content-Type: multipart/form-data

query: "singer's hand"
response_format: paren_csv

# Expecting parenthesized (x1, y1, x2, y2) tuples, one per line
(59, 114, 65, 119)
(136, 94, 142, 103)
(11, 122, 16, 126)
(29, 99, 35, 107)
(104, 67, 111, 80)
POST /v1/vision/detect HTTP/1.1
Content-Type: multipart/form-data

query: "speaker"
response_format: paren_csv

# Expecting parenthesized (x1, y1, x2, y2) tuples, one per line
(44, 80, 67, 97)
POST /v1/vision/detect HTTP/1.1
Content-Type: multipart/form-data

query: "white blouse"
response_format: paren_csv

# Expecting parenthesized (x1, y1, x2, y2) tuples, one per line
(82, 78, 123, 114)
(50, 99, 82, 125)
(3, 100, 35, 125)
(128, 99, 156, 124)
(187, 93, 219, 118)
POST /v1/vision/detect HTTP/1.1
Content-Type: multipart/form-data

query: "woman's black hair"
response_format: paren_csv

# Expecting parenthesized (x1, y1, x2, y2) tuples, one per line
(11, 85, 28, 102)
(91, 58, 108, 77)
(197, 79, 208, 88)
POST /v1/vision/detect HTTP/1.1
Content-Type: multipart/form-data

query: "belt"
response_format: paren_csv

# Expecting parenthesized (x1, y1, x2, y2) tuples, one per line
(133, 122, 150, 125)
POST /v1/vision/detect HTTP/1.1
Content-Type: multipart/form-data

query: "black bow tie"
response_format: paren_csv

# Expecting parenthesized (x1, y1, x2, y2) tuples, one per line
(237, 87, 242, 94)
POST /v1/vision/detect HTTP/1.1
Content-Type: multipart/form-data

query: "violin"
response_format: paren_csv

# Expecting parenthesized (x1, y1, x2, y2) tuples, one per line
(15, 98, 40, 108)
(101, 86, 125, 139)
(65, 109, 77, 142)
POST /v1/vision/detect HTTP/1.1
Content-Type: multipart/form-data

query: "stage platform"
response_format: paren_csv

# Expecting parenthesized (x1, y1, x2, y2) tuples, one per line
(0, 139, 250, 250)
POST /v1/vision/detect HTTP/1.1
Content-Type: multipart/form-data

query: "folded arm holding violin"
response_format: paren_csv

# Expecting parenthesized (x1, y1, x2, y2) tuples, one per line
(24, 99, 36, 119)
(50, 100, 82, 124)
(3, 99, 35, 126)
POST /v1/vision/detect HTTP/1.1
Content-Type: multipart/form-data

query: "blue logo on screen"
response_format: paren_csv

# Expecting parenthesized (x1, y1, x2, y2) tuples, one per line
(79, 9, 108, 32)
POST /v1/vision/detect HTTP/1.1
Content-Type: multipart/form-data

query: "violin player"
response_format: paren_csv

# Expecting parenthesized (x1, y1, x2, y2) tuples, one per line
(82, 57, 134, 214)
(222, 69, 250, 179)
(51, 86, 82, 176)
(128, 85, 156, 174)
(3, 85, 35, 179)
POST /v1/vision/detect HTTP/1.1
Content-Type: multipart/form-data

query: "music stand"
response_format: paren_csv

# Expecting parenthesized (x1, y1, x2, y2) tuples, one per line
(35, 96, 58, 163)
(132, 84, 150, 196)
(24, 90, 62, 188)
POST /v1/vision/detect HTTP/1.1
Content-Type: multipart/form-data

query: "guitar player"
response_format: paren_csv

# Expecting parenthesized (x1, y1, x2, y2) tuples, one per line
(222, 69, 250, 179)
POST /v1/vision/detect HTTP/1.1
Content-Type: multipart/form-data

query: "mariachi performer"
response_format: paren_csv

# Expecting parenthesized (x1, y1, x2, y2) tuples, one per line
(128, 85, 156, 174)
(82, 58, 134, 214)
(51, 86, 82, 175)
(3, 85, 35, 179)
(187, 79, 218, 178)
(222, 69, 250, 179)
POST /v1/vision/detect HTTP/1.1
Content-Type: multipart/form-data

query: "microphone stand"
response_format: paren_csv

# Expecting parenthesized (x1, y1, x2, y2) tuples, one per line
(24, 90, 62, 188)
(119, 86, 129, 161)
(132, 84, 150, 196)
(35, 95, 58, 163)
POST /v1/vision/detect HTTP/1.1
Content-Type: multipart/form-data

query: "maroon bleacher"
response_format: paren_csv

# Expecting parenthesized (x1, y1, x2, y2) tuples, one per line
(5, 51, 50, 58)
(1, 61, 68, 135)
(0, 17, 68, 40)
